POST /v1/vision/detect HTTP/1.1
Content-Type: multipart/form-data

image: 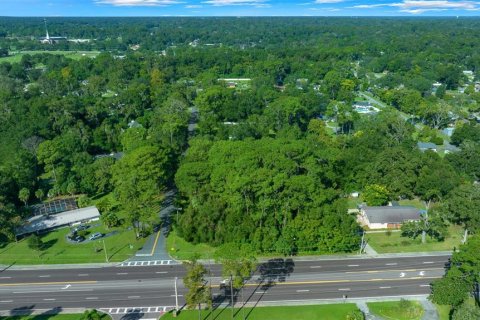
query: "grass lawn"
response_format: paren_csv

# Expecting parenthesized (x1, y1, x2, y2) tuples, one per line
(347, 196, 363, 209)
(0, 51, 100, 63)
(368, 300, 424, 320)
(436, 304, 452, 320)
(166, 229, 216, 260)
(161, 304, 360, 320)
(367, 225, 463, 253)
(0, 222, 146, 265)
(0, 314, 110, 320)
(398, 199, 426, 210)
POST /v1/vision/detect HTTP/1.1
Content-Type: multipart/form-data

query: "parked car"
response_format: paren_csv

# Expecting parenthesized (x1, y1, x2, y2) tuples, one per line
(73, 235, 85, 243)
(89, 232, 103, 241)
(74, 224, 89, 232)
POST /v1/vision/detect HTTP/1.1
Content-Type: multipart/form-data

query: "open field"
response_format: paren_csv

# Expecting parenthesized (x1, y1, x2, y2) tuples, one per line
(0, 51, 100, 63)
(166, 229, 216, 260)
(161, 304, 361, 320)
(0, 222, 145, 265)
(367, 300, 424, 320)
(367, 225, 463, 253)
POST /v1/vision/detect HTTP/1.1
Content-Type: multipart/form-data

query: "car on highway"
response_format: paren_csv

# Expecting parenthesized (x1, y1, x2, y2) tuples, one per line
(89, 232, 103, 240)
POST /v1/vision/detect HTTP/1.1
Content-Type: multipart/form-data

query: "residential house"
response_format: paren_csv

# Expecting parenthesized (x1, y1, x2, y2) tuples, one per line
(417, 142, 438, 152)
(358, 205, 422, 229)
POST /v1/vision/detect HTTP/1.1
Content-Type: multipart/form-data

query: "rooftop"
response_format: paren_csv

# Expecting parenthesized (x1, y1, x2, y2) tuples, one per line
(16, 206, 100, 236)
(362, 206, 421, 224)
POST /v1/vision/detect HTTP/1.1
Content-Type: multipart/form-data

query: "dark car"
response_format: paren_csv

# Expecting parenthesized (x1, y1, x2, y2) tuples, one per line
(153, 224, 161, 232)
(74, 225, 89, 232)
(73, 235, 85, 243)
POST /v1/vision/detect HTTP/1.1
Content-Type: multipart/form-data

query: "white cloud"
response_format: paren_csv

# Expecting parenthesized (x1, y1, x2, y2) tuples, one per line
(352, 0, 480, 13)
(202, 0, 268, 6)
(95, 0, 181, 6)
(185, 4, 203, 7)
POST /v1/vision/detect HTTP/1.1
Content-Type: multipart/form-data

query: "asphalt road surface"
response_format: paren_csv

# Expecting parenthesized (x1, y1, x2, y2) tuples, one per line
(0, 255, 450, 317)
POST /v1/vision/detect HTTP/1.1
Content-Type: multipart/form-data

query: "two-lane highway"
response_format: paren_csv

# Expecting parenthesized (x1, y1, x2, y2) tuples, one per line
(0, 255, 450, 315)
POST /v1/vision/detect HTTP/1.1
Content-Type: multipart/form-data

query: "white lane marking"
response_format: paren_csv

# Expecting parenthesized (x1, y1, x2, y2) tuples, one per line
(0, 300, 13, 303)
(156, 271, 168, 274)
(399, 272, 405, 278)
(309, 266, 322, 269)
(338, 288, 351, 291)
(170, 295, 183, 297)
(38, 275, 51, 278)
(347, 265, 359, 267)
(85, 297, 98, 300)
(62, 284, 71, 290)
(78, 274, 89, 277)
(43, 298, 56, 301)
(0, 277, 12, 279)
(117, 273, 128, 275)
(296, 290, 310, 292)
(128, 296, 141, 299)
(380, 286, 391, 289)
(423, 262, 434, 264)
(420, 284, 430, 287)
(13, 289, 93, 294)
(254, 292, 266, 294)
(385, 263, 397, 266)
(419, 271, 425, 276)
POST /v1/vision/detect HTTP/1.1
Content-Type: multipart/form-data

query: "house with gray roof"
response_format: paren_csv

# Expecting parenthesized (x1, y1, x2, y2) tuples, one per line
(417, 141, 438, 152)
(358, 205, 422, 229)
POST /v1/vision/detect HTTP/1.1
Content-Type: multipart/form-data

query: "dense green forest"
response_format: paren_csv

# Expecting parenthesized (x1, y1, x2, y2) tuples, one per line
(1, 17, 480, 258)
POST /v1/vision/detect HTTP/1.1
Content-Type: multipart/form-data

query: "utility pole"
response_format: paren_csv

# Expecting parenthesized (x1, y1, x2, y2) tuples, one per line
(174, 276, 179, 317)
(230, 274, 234, 319)
(359, 230, 365, 254)
(102, 239, 109, 262)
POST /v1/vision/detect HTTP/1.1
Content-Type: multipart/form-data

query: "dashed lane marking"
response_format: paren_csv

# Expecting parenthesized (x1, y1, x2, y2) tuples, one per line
(379, 286, 391, 289)
(0, 300, 13, 303)
(296, 290, 310, 292)
(0, 281, 97, 287)
(347, 265, 359, 267)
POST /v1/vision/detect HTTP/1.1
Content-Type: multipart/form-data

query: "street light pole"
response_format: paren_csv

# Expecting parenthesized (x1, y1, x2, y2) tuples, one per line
(174, 276, 179, 316)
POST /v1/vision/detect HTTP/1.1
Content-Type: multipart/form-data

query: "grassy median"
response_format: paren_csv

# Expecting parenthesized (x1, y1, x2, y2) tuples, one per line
(161, 304, 361, 320)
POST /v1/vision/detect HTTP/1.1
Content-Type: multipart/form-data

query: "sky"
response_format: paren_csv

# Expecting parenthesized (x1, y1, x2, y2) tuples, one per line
(2, 0, 480, 16)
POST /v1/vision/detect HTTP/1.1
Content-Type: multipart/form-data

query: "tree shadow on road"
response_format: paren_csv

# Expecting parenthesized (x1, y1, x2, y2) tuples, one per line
(204, 258, 295, 320)
(119, 308, 145, 320)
